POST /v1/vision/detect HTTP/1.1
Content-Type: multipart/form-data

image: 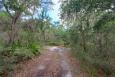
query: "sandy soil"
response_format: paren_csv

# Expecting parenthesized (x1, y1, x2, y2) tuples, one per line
(11, 46, 89, 77)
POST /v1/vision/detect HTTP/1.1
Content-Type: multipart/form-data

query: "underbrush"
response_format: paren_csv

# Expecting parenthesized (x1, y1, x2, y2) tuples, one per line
(47, 40, 65, 46)
(71, 45, 115, 77)
(0, 41, 42, 77)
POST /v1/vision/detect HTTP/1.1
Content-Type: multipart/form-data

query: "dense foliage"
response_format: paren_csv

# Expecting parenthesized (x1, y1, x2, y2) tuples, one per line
(61, 0, 115, 76)
(0, 0, 60, 76)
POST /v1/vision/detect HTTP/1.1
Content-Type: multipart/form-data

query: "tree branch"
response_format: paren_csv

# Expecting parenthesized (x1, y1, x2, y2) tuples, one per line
(2, 0, 13, 18)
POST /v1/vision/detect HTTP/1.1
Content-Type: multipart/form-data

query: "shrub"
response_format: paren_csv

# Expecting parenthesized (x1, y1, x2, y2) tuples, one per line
(13, 48, 34, 62)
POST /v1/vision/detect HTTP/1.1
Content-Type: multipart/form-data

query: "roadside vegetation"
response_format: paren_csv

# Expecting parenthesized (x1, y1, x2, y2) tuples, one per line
(0, 0, 65, 76)
(60, 0, 115, 77)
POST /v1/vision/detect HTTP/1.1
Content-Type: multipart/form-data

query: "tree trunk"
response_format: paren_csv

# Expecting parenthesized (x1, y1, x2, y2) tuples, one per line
(81, 30, 87, 52)
(97, 32, 103, 53)
(8, 20, 16, 45)
(8, 12, 21, 46)
(79, 24, 87, 52)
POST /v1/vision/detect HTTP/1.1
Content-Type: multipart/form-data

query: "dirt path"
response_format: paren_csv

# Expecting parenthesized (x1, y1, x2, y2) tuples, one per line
(11, 46, 89, 77)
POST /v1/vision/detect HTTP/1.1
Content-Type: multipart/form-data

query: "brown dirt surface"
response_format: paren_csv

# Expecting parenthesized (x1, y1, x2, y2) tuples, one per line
(11, 46, 89, 77)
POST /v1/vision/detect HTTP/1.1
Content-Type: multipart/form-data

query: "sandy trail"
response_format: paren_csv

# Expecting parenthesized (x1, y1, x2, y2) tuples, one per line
(11, 46, 89, 77)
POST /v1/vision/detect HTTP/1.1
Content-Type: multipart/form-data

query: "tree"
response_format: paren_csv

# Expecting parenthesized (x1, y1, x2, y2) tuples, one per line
(61, 0, 115, 76)
(36, 0, 53, 41)
(61, 0, 113, 52)
(2, 0, 39, 45)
